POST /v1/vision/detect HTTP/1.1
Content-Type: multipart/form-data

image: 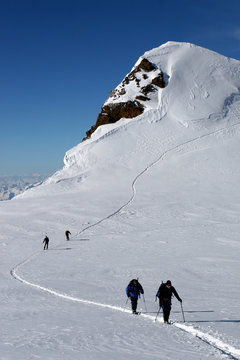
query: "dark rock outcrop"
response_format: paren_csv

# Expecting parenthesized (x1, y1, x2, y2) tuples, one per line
(135, 58, 157, 72)
(135, 95, 150, 101)
(122, 58, 157, 88)
(141, 84, 157, 96)
(82, 57, 167, 141)
(83, 101, 144, 141)
(152, 73, 165, 88)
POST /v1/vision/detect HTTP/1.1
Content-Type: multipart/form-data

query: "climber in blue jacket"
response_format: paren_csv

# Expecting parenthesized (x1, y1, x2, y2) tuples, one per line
(126, 279, 144, 314)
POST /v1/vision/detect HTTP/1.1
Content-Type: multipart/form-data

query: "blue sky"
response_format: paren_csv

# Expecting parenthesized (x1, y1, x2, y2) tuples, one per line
(1, 0, 240, 176)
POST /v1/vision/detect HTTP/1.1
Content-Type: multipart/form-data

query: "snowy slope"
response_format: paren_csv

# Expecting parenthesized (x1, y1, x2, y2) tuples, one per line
(1, 42, 240, 360)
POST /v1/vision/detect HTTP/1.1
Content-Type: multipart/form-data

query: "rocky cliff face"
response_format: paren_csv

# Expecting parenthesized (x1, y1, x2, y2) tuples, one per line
(83, 58, 166, 141)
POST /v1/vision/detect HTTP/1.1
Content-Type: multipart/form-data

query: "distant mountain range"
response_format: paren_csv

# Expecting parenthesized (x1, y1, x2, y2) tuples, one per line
(0, 175, 46, 200)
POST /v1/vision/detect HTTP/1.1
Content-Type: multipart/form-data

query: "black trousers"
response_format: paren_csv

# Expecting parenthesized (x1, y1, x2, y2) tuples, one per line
(163, 308, 171, 322)
(159, 299, 171, 322)
(130, 297, 138, 313)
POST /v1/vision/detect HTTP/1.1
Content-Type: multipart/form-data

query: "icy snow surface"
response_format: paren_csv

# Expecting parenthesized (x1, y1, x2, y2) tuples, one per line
(1, 42, 240, 359)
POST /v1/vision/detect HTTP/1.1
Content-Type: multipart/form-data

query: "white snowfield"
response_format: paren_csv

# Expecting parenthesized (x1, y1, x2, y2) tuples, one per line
(1, 41, 240, 359)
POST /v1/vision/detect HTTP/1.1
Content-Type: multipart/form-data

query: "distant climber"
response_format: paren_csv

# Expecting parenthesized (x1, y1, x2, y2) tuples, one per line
(43, 235, 49, 250)
(65, 230, 71, 241)
(126, 279, 144, 314)
(156, 280, 182, 323)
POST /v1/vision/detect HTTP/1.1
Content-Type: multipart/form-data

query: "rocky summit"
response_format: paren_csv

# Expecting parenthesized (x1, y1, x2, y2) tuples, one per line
(83, 58, 166, 140)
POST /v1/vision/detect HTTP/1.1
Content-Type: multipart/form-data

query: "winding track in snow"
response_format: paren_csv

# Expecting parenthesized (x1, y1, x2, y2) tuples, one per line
(10, 119, 240, 360)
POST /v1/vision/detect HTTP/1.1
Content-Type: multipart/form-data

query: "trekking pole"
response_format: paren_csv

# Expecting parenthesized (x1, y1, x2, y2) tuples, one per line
(155, 306, 162, 322)
(180, 302, 185, 323)
(142, 294, 148, 313)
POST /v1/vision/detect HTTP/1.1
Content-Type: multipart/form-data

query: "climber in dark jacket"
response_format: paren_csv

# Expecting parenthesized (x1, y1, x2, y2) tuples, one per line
(126, 279, 144, 314)
(156, 280, 182, 323)
(43, 235, 49, 250)
(65, 230, 71, 241)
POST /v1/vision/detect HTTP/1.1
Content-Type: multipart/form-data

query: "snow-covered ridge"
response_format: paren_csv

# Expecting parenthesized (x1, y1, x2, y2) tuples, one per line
(64, 42, 240, 170)
(19, 41, 240, 191)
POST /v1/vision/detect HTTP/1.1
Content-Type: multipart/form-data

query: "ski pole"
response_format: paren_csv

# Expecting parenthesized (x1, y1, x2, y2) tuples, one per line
(126, 298, 129, 305)
(155, 306, 162, 322)
(180, 302, 185, 323)
(142, 294, 148, 313)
